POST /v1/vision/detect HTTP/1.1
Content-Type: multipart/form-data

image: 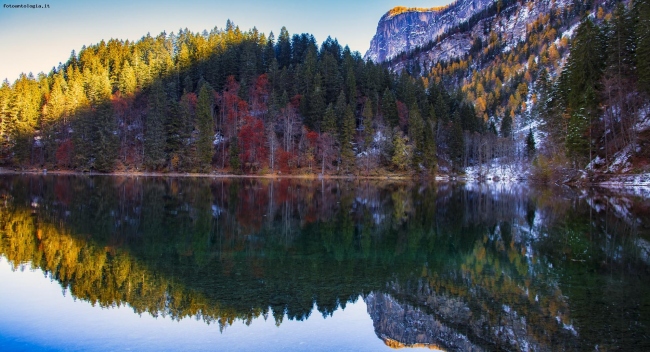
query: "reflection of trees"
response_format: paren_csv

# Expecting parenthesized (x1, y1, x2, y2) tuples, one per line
(0, 175, 430, 328)
(0, 176, 648, 350)
(533, 187, 650, 350)
(378, 186, 650, 351)
(369, 186, 574, 351)
(0, 209, 242, 327)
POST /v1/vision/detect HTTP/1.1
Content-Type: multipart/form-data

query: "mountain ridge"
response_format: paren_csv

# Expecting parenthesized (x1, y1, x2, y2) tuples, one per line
(365, 0, 495, 63)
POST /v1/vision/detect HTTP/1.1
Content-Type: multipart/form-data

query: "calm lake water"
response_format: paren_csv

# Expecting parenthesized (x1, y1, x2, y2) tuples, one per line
(0, 175, 648, 351)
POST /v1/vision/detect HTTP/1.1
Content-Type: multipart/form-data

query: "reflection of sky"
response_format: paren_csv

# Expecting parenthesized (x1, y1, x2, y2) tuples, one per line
(0, 257, 402, 351)
(0, 0, 452, 82)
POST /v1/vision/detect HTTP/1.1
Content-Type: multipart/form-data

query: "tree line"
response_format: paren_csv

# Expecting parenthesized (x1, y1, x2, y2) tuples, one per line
(0, 21, 485, 175)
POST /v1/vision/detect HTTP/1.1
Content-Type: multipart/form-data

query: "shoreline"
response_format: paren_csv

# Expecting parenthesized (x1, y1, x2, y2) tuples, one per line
(3, 168, 650, 188)
(0, 167, 420, 181)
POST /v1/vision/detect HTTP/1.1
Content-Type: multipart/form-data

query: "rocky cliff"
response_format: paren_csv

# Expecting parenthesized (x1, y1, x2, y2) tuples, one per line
(365, 291, 482, 351)
(365, 277, 580, 351)
(364, 0, 495, 63)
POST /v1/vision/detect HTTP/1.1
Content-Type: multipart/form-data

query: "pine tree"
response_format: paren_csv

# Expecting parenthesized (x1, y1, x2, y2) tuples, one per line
(607, 4, 637, 81)
(381, 88, 398, 127)
(361, 99, 374, 150)
(276, 27, 292, 69)
(500, 113, 512, 138)
(334, 90, 347, 130)
(636, 0, 650, 94)
(448, 114, 465, 172)
(92, 101, 118, 172)
(566, 110, 590, 165)
(422, 117, 437, 172)
(321, 52, 342, 103)
(345, 67, 357, 106)
(396, 73, 415, 108)
(322, 103, 337, 138)
(119, 61, 137, 95)
(340, 104, 355, 173)
(0, 81, 12, 160)
(177, 92, 198, 170)
(42, 73, 67, 164)
(408, 104, 424, 168)
(526, 129, 536, 158)
(307, 72, 325, 131)
(144, 80, 167, 169)
(197, 83, 214, 171)
(434, 91, 449, 123)
(9, 74, 42, 165)
(391, 130, 410, 171)
(567, 18, 604, 113)
(460, 104, 481, 133)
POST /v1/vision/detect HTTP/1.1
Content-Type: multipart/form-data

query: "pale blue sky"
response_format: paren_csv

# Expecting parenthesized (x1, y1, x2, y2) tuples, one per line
(0, 259, 391, 351)
(0, 0, 450, 82)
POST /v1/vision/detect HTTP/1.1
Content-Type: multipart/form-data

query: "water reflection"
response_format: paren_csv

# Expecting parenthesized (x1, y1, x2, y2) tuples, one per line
(0, 175, 648, 351)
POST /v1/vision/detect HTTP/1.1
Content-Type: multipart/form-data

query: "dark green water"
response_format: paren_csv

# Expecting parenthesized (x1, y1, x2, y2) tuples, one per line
(0, 175, 648, 351)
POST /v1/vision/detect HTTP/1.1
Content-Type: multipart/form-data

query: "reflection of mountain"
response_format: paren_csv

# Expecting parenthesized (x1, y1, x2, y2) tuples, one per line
(366, 292, 480, 351)
(367, 278, 569, 352)
(0, 175, 648, 350)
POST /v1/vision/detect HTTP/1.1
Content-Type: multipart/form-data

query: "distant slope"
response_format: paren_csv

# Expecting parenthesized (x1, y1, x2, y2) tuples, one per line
(368, 0, 650, 180)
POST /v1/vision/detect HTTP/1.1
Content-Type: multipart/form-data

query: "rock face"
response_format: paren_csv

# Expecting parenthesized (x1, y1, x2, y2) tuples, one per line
(365, 292, 483, 351)
(389, 32, 473, 73)
(365, 282, 577, 351)
(364, 0, 495, 63)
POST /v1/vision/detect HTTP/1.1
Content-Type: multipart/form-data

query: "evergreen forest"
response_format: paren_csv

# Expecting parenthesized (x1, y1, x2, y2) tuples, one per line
(0, 22, 481, 175)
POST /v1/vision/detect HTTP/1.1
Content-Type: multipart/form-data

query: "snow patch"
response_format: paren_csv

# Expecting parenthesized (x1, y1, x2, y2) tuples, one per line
(562, 22, 580, 39)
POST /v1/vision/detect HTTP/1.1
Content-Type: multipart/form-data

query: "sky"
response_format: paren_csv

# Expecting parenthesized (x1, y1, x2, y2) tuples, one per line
(0, 259, 395, 351)
(0, 0, 451, 82)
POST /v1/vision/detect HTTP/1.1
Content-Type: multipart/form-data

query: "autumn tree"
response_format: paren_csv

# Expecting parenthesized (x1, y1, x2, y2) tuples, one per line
(238, 115, 267, 172)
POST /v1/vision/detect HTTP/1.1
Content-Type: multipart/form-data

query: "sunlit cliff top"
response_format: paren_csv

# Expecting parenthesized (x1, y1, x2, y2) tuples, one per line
(384, 5, 450, 19)
(382, 336, 446, 350)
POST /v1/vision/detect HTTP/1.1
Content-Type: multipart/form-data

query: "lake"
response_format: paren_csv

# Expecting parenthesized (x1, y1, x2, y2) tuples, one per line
(0, 175, 648, 351)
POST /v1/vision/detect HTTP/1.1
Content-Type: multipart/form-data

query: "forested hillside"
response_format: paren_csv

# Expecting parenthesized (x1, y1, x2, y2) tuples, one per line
(0, 21, 482, 175)
(378, 0, 650, 180)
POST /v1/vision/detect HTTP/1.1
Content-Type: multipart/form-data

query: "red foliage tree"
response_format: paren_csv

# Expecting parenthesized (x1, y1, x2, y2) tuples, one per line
(277, 148, 296, 174)
(238, 115, 267, 173)
(217, 76, 244, 138)
(216, 76, 250, 168)
(55, 139, 73, 168)
(306, 130, 319, 146)
(250, 74, 269, 120)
